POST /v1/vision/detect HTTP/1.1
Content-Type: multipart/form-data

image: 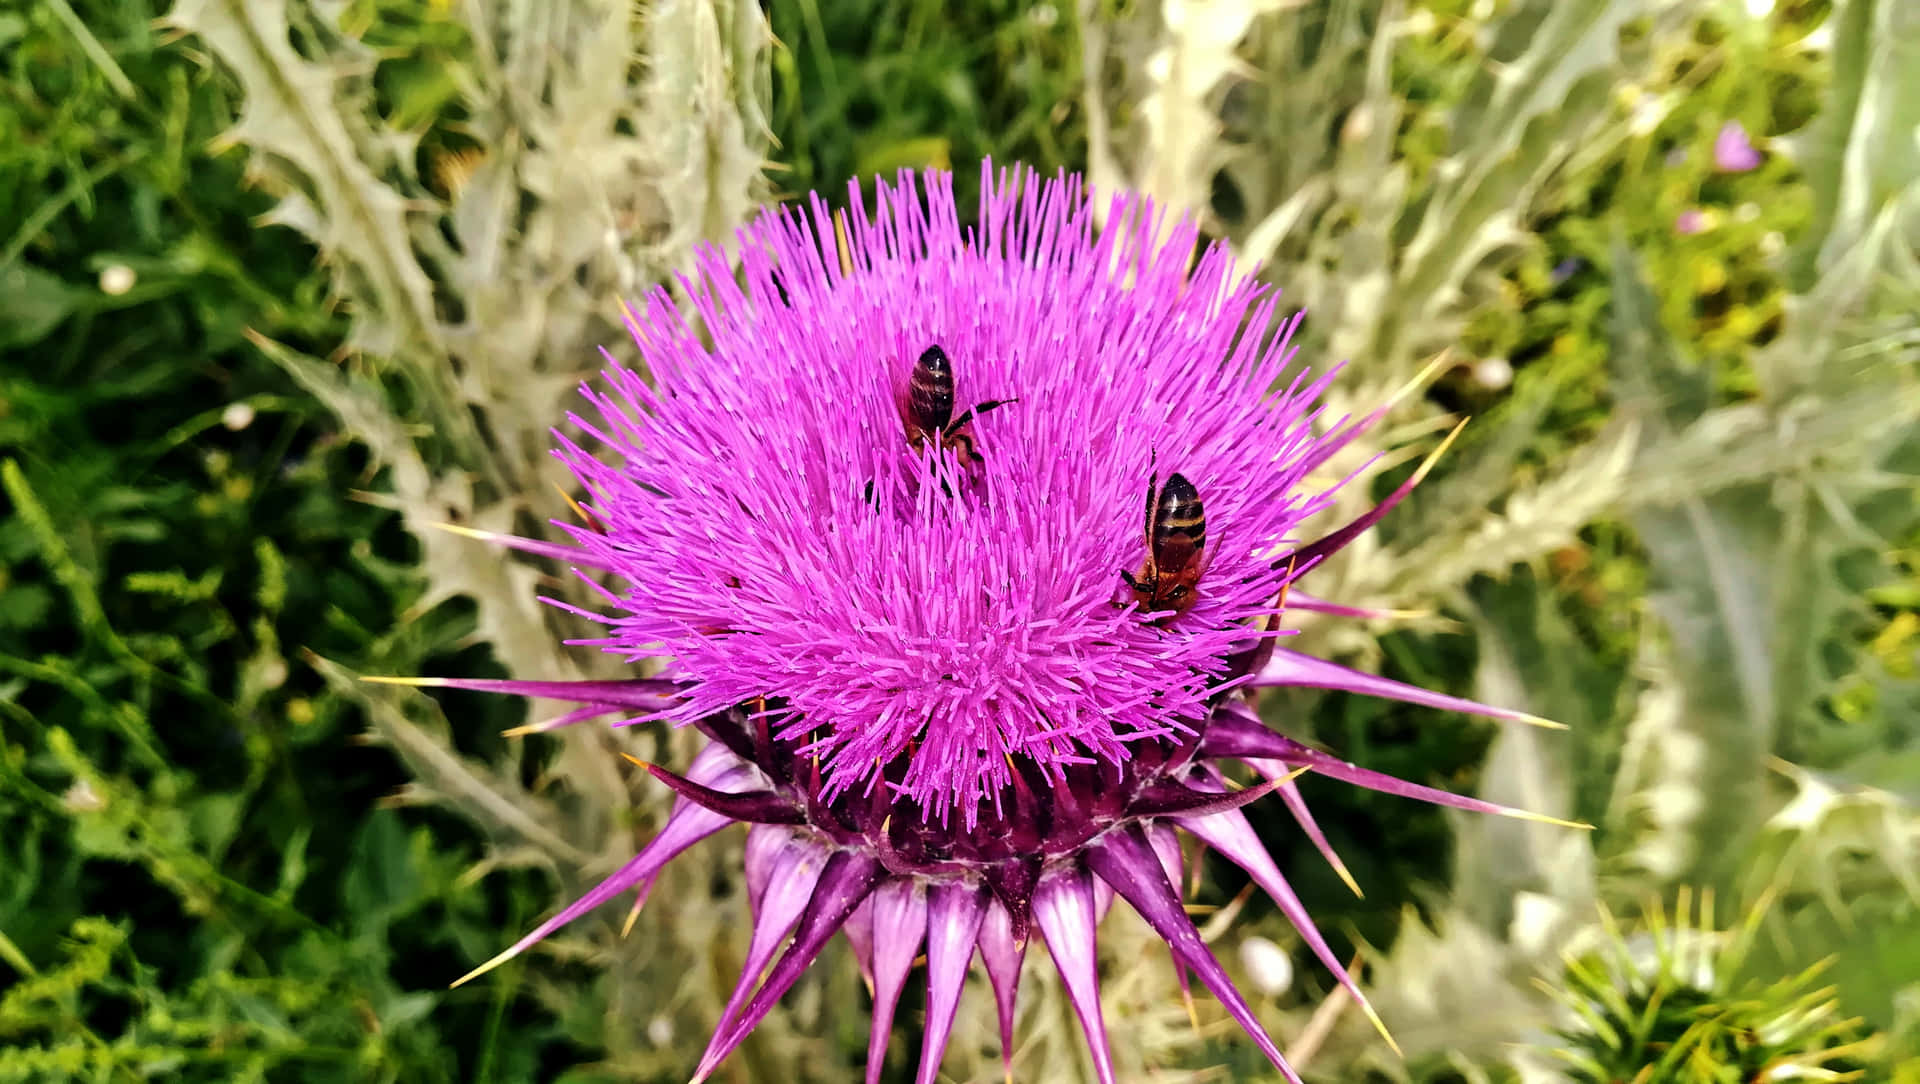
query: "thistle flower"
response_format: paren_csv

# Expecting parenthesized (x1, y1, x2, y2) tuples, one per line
(382, 165, 1581, 1083)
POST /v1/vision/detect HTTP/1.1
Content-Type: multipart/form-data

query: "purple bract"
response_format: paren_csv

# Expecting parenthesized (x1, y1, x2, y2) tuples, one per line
(396, 165, 1576, 1084)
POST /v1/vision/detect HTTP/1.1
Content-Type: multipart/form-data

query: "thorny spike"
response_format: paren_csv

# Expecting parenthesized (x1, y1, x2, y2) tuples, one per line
(1177, 805, 1402, 1057)
(1033, 867, 1117, 1084)
(1252, 647, 1566, 730)
(450, 761, 746, 987)
(1087, 827, 1306, 1084)
(692, 851, 884, 1082)
(976, 901, 1027, 1078)
(1280, 417, 1472, 576)
(414, 519, 608, 567)
(915, 881, 990, 1084)
(1270, 770, 1364, 898)
(552, 482, 607, 534)
(862, 879, 927, 1084)
(621, 754, 805, 825)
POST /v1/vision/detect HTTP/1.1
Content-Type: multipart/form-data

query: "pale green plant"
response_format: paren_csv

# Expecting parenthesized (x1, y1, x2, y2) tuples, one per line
(162, 0, 782, 1073)
(1073, 0, 1920, 1080)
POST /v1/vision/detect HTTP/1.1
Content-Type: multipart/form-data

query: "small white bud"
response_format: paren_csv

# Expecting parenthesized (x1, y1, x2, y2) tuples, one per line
(63, 780, 107, 812)
(646, 1015, 674, 1046)
(98, 264, 136, 296)
(1238, 935, 1293, 997)
(222, 402, 256, 431)
(1472, 357, 1514, 391)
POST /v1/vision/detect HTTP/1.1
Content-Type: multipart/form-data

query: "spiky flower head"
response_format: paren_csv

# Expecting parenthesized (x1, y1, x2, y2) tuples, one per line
(1547, 891, 1874, 1083)
(399, 165, 1579, 1083)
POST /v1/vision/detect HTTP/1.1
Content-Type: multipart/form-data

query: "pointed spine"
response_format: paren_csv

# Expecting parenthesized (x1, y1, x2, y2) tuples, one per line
(1086, 827, 1306, 1084)
(914, 880, 989, 1084)
(1033, 866, 1117, 1084)
(692, 851, 884, 1082)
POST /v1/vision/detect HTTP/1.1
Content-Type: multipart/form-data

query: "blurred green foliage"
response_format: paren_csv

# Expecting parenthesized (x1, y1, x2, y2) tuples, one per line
(0, 3, 579, 1080)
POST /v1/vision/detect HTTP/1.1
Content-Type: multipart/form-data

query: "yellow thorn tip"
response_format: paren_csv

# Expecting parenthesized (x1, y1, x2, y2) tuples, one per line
(1389, 350, 1456, 410)
(423, 520, 501, 542)
(1331, 859, 1365, 900)
(1408, 416, 1471, 488)
(449, 947, 519, 989)
(1500, 808, 1594, 830)
(1514, 711, 1570, 731)
(1360, 1000, 1403, 1059)
(360, 675, 448, 687)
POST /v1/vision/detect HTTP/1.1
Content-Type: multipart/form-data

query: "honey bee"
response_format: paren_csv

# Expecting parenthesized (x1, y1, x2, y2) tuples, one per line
(1120, 460, 1208, 617)
(904, 345, 1016, 464)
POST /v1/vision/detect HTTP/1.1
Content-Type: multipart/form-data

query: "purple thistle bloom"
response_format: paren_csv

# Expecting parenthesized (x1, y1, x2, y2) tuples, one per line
(390, 165, 1581, 1083)
(1713, 120, 1763, 173)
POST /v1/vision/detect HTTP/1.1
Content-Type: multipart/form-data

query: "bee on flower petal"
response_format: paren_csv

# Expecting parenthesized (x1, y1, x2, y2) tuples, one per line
(1121, 459, 1209, 618)
(903, 344, 1016, 464)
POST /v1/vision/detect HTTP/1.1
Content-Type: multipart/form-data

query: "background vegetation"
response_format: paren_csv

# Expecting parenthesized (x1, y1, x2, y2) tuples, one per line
(2, 0, 1915, 1081)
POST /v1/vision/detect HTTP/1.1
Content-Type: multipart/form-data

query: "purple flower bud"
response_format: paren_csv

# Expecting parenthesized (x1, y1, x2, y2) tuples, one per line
(1714, 120, 1763, 173)
(1676, 208, 1711, 235)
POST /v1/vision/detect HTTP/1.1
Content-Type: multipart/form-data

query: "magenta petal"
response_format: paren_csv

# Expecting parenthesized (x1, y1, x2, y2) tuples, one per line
(1175, 805, 1383, 1037)
(914, 880, 990, 1084)
(709, 835, 829, 1048)
(863, 878, 929, 1084)
(1033, 866, 1118, 1084)
(976, 900, 1027, 1075)
(693, 851, 884, 1083)
(1250, 647, 1549, 728)
(1086, 827, 1306, 1084)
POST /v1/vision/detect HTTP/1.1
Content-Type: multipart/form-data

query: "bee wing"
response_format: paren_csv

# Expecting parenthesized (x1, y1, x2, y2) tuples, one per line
(1197, 525, 1220, 578)
(1142, 452, 1159, 547)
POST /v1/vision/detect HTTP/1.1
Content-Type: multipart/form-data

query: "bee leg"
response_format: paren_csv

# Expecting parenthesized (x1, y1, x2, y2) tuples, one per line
(948, 397, 1019, 431)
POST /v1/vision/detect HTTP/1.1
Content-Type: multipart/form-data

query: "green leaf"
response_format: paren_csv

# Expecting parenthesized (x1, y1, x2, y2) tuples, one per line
(0, 265, 87, 349)
(1788, 0, 1920, 289)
